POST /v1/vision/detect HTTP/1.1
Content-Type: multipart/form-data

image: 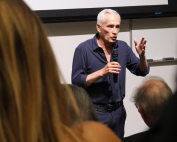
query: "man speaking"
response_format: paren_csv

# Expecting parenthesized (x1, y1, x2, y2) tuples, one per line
(71, 9, 149, 138)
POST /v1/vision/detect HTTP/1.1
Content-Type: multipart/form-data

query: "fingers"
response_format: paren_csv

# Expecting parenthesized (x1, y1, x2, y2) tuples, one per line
(108, 62, 121, 67)
(142, 40, 147, 52)
(140, 37, 145, 44)
(134, 38, 138, 46)
(106, 62, 121, 73)
(138, 37, 147, 51)
(107, 67, 121, 74)
(112, 68, 121, 74)
(102, 62, 121, 76)
(143, 39, 147, 45)
(141, 37, 147, 46)
(135, 37, 147, 46)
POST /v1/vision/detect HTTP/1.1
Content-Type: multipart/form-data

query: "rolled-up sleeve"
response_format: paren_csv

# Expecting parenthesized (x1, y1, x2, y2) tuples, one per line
(72, 48, 88, 88)
(126, 44, 150, 76)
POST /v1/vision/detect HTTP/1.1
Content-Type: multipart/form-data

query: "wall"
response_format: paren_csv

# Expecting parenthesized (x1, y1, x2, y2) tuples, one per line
(43, 17, 177, 137)
(24, 0, 168, 11)
(132, 17, 177, 60)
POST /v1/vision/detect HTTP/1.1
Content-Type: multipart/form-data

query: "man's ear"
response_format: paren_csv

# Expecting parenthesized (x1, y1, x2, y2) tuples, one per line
(96, 24, 101, 32)
(138, 105, 146, 120)
(138, 105, 152, 127)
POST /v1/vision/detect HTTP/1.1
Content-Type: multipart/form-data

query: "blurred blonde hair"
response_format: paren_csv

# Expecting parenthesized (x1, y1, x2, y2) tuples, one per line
(0, 0, 81, 141)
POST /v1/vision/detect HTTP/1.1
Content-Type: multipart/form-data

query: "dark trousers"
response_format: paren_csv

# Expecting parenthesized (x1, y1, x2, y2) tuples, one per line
(95, 105, 126, 139)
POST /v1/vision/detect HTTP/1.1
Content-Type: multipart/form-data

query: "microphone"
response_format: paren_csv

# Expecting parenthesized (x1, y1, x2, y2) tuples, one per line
(112, 49, 118, 83)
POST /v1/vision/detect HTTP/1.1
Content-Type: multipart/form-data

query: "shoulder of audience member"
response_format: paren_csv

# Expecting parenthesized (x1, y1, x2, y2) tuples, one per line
(63, 121, 122, 142)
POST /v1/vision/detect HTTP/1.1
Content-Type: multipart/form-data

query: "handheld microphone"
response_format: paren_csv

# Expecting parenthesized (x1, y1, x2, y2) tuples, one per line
(112, 49, 118, 83)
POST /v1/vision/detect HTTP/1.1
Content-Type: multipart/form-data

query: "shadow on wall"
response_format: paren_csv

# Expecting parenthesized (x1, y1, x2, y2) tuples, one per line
(43, 20, 130, 36)
(132, 17, 177, 30)
(43, 17, 177, 37)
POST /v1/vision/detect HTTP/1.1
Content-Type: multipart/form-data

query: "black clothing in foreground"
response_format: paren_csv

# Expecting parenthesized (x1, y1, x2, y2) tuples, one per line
(124, 91, 177, 142)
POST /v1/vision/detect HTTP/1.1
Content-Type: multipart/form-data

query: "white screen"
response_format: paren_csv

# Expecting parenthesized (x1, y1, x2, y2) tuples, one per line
(24, 0, 168, 11)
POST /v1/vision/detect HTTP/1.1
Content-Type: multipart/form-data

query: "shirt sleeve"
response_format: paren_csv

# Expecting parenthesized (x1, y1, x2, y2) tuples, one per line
(71, 47, 88, 88)
(126, 44, 150, 76)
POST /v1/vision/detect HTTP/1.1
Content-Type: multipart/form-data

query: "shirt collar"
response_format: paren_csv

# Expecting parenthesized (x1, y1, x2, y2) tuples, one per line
(92, 33, 100, 51)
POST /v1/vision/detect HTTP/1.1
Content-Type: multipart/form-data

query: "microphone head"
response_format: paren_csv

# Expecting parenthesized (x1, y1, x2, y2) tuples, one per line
(112, 49, 118, 61)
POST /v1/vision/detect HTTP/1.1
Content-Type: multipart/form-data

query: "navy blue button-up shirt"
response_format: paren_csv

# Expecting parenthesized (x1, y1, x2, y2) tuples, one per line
(72, 34, 150, 104)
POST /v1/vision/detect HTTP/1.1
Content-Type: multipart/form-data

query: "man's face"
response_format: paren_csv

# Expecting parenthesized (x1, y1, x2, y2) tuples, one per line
(97, 13, 120, 44)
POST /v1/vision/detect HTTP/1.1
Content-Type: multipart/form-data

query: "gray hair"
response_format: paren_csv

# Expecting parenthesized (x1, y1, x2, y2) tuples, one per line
(97, 9, 121, 26)
(133, 76, 173, 120)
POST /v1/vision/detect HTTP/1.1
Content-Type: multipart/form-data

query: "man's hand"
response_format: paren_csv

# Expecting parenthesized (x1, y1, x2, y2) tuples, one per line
(134, 37, 148, 72)
(134, 37, 147, 57)
(100, 62, 121, 77)
(86, 62, 121, 87)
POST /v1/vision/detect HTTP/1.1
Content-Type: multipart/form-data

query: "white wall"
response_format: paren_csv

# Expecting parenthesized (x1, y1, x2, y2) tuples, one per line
(24, 0, 168, 10)
(43, 17, 177, 137)
(124, 17, 177, 136)
(132, 17, 177, 60)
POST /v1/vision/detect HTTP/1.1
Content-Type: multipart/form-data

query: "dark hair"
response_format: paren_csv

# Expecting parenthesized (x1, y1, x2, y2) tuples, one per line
(64, 84, 98, 123)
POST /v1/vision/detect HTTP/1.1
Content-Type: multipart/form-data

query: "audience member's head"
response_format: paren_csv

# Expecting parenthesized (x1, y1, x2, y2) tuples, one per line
(0, 0, 80, 141)
(64, 84, 98, 123)
(132, 76, 173, 127)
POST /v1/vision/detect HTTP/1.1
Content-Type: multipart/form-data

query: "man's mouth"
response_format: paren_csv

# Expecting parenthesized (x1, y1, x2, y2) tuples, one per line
(111, 37, 117, 40)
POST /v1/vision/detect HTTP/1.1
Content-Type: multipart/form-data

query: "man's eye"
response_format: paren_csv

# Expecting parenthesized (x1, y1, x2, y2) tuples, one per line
(108, 25, 113, 28)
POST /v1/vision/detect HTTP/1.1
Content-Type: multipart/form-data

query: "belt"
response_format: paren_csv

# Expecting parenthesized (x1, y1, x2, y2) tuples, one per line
(93, 101, 123, 112)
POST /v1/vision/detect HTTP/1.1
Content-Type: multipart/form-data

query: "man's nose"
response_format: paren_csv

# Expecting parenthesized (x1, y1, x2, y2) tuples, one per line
(112, 27, 118, 34)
